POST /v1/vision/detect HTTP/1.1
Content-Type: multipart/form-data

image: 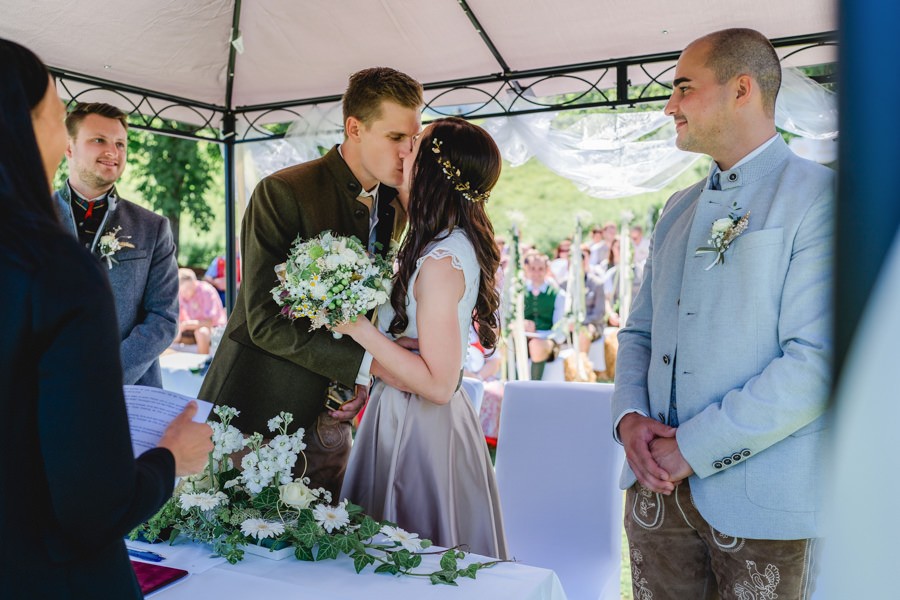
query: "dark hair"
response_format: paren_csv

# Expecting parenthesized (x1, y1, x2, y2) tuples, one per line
(342, 67, 423, 128)
(389, 117, 502, 350)
(0, 38, 64, 267)
(700, 28, 782, 117)
(65, 102, 129, 138)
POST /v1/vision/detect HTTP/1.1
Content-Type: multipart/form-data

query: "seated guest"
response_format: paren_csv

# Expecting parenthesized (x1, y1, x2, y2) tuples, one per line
(589, 221, 617, 272)
(176, 268, 227, 354)
(522, 252, 566, 380)
(562, 245, 607, 353)
(548, 238, 572, 283)
(204, 238, 241, 306)
(0, 38, 213, 599)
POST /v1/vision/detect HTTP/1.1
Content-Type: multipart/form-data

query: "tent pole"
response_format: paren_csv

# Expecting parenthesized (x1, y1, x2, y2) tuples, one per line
(222, 112, 238, 315)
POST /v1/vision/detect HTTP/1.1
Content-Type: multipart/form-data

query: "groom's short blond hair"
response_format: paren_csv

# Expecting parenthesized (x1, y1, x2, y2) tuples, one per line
(342, 67, 423, 127)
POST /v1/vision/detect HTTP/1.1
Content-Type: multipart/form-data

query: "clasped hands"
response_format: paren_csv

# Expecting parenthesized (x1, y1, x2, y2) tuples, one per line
(618, 412, 694, 495)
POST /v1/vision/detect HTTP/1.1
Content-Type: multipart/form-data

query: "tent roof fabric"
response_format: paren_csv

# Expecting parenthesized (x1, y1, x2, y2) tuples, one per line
(1, 0, 836, 122)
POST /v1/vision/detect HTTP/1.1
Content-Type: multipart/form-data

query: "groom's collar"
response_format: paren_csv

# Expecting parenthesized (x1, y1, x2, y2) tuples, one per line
(706, 135, 789, 191)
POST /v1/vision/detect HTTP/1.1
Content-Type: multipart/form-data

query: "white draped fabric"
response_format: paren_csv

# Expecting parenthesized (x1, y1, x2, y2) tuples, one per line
(247, 68, 837, 199)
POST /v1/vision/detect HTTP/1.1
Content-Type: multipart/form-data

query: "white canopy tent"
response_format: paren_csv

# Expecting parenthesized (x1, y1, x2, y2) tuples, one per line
(0, 0, 837, 308)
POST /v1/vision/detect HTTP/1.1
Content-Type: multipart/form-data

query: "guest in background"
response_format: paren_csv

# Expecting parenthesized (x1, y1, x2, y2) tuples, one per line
(176, 268, 227, 354)
(0, 38, 212, 599)
(548, 237, 572, 283)
(53, 102, 179, 388)
(522, 251, 566, 380)
(204, 237, 241, 306)
(630, 224, 650, 279)
(589, 220, 617, 271)
(562, 245, 607, 353)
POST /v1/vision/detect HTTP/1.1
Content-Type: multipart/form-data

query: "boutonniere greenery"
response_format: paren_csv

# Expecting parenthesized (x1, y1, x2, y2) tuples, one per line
(695, 204, 750, 270)
(97, 226, 135, 269)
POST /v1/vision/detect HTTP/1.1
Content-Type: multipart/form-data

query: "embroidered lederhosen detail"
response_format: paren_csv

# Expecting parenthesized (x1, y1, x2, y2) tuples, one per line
(629, 547, 655, 600)
(734, 560, 781, 600)
(631, 484, 664, 530)
(709, 526, 746, 553)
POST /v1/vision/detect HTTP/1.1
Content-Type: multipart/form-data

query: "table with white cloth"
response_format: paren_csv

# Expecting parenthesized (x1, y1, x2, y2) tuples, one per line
(131, 539, 568, 600)
(159, 349, 208, 398)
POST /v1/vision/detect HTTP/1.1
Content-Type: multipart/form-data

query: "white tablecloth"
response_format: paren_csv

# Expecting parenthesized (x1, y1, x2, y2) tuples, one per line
(159, 351, 208, 398)
(139, 540, 567, 600)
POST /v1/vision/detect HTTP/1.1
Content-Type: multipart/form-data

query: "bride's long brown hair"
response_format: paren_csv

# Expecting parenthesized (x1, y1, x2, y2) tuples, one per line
(388, 117, 502, 349)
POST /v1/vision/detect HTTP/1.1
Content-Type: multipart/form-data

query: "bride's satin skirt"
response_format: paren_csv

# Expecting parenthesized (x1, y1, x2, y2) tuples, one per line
(341, 380, 508, 560)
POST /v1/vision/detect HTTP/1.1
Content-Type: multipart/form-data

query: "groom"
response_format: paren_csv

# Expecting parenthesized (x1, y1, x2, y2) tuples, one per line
(612, 29, 833, 599)
(199, 68, 423, 499)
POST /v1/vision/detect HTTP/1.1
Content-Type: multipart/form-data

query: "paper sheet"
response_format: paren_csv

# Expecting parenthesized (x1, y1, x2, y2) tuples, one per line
(124, 385, 213, 458)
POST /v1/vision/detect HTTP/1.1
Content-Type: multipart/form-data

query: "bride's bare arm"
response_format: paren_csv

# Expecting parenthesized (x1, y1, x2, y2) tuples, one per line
(333, 256, 464, 404)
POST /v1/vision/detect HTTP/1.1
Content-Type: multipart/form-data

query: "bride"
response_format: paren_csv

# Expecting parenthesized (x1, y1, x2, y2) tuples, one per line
(335, 117, 507, 559)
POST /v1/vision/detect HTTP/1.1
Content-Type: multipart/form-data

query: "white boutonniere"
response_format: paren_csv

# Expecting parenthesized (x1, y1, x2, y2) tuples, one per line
(695, 205, 750, 270)
(97, 226, 135, 269)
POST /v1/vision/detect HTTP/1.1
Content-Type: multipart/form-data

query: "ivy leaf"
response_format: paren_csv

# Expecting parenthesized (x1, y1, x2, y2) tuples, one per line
(294, 545, 314, 561)
(459, 564, 481, 579)
(440, 550, 458, 572)
(316, 536, 339, 561)
(295, 521, 319, 547)
(358, 516, 380, 539)
(334, 534, 355, 554)
(393, 549, 414, 569)
(351, 552, 375, 574)
(430, 570, 459, 586)
(375, 563, 400, 576)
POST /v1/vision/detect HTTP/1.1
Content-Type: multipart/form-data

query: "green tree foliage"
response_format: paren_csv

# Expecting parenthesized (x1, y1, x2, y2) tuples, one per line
(126, 125, 223, 248)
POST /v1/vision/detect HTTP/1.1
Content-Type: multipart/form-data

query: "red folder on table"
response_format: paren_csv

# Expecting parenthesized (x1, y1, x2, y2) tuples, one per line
(131, 560, 189, 595)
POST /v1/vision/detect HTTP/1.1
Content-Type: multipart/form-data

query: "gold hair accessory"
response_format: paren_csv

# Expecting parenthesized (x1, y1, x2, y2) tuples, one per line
(431, 138, 491, 203)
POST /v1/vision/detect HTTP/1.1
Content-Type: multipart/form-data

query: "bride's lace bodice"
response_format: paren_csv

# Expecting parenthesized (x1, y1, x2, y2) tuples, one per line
(376, 229, 481, 367)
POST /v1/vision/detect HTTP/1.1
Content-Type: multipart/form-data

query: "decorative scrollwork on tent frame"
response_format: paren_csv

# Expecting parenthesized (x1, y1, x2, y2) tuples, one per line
(47, 33, 835, 144)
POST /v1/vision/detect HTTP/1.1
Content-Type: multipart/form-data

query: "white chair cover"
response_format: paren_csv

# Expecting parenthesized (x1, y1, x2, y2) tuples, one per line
(460, 376, 485, 417)
(495, 381, 625, 600)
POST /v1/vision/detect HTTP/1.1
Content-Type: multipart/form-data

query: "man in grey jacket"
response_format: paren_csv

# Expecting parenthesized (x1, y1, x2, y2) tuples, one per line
(54, 103, 178, 387)
(613, 29, 833, 599)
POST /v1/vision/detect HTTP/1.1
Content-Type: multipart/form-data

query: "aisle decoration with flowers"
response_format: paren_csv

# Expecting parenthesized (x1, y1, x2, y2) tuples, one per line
(270, 230, 395, 338)
(130, 406, 503, 585)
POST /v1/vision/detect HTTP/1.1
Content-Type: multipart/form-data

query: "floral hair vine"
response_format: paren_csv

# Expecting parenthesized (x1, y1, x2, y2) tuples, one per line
(431, 138, 491, 203)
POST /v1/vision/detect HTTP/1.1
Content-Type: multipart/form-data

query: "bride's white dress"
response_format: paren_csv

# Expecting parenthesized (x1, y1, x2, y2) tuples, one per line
(340, 229, 508, 559)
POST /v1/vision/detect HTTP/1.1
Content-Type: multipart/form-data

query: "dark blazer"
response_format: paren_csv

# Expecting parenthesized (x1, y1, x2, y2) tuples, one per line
(0, 232, 175, 599)
(54, 184, 179, 387)
(199, 146, 407, 434)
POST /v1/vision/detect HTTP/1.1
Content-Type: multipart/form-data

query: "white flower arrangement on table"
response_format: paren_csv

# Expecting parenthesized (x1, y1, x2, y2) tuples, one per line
(270, 230, 395, 338)
(695, 203, 751, 270)
(97, 225, 135, 269)
(130, 406, 502, 585)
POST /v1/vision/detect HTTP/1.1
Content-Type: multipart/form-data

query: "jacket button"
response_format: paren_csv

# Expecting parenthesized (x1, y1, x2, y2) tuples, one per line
(728, 173, 737, 182)
(741, 449, 751, 457)
(732, 453, 742, 462)
(723, 458, 732, 466)
(713, 461, 723, 469)
(662, 355, 670, 365)
(354, 208, 366, 218)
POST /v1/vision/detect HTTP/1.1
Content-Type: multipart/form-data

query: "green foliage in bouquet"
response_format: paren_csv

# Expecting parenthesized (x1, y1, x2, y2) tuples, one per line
(130, 406, 503, 585)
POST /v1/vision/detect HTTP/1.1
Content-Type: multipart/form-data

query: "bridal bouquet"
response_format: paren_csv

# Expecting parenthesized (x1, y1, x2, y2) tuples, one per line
(271, 231, 395, 336)
(130, 406, 500, 585)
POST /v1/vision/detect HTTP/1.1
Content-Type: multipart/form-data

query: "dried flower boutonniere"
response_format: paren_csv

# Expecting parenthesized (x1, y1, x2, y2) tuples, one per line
(695, 205, 750, 270)
(98, 226, 135, 269)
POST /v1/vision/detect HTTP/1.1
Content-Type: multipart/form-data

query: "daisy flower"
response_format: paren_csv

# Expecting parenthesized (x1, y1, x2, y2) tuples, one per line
(313, 502, 350, 533)
(381, 525, 423, 551)
(240, 518, 286, 540)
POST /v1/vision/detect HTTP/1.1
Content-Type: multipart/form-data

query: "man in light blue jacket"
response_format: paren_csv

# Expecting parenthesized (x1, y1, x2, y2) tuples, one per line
(54, 103, 178, 387)
(612, 29, 833, 599)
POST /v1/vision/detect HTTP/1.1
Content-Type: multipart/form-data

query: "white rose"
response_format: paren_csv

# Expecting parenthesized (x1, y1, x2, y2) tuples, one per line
(373, 290, 388, 305)
(279, 480, 317, 509)
(711, 218, 733, 235)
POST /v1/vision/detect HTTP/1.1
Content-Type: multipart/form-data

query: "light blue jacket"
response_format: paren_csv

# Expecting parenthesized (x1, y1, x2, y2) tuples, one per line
(54, 184, 178, 387)
(612, 138, 834, 539)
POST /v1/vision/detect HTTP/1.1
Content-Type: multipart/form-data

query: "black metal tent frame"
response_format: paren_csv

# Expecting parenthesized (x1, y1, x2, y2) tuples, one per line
(45, 0, 837, 311)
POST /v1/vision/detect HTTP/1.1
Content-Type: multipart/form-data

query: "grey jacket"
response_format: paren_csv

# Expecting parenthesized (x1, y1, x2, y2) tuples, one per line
(54, 184, 179, 386)
(612, 138, 834, 539)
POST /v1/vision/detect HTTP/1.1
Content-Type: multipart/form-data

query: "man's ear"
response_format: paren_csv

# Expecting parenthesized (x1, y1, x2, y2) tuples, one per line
(734, 74, 754, 107)
(345, 116, 362, 142)
(65, 138, 74, 159)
